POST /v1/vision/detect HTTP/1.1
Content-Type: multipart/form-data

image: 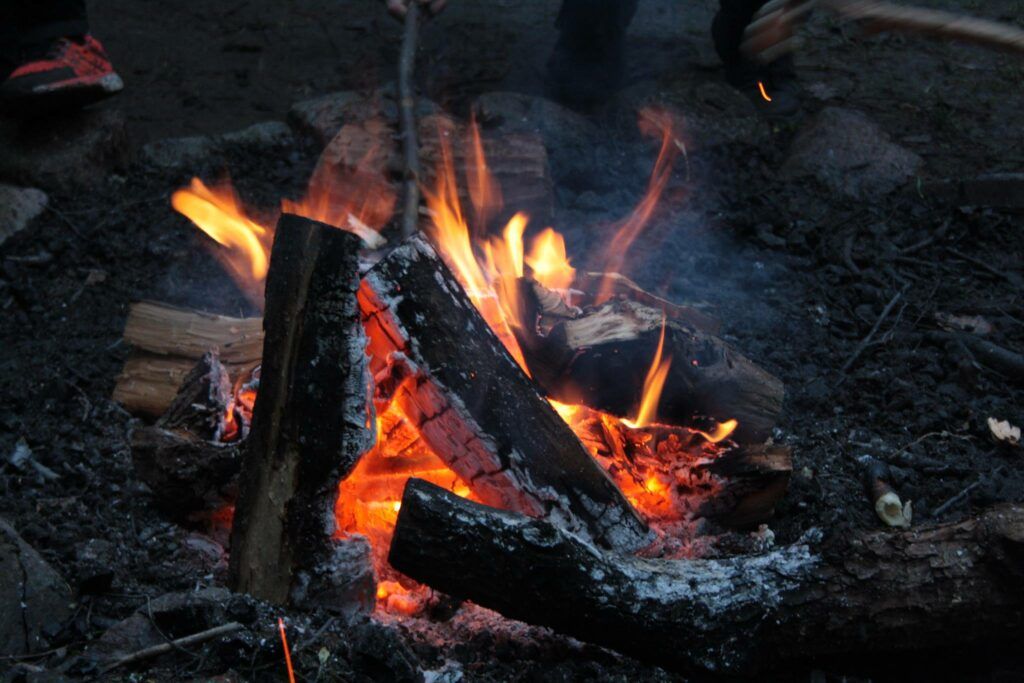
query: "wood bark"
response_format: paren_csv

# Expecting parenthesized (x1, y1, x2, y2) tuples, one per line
(228, 213, 373, 605)
(360, 236, 650, 552)
(390, 478, 1024, 675)
(515, 294, 784, 443)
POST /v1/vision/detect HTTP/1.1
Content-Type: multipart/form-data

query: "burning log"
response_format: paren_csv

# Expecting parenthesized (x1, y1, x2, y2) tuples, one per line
(130, 351, 241, 520)
(515, 287, 784, 443)
(360, 236, 651, 552)
(391, 478, 1024, 675)
(228, 213, 373, 605)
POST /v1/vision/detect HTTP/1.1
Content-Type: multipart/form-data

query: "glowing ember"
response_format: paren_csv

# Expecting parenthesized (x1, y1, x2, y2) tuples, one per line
(758, 81, 773, 102)
(277, 617, 296, 683)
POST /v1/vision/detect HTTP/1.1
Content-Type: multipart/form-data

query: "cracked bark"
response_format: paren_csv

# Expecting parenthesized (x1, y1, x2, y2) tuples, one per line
(390, 479, 1024, 675)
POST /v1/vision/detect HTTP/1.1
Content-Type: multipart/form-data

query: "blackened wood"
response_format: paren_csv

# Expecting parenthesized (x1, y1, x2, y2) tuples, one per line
(131, 427, 239, 520)
(228, 213, 372, 605)
(695, 443, 792, 527)
(390, 478, 1024, 675)
(360, 236, 650, 552)
(157, 350, 233, 441)
(517, 296, 784, 443)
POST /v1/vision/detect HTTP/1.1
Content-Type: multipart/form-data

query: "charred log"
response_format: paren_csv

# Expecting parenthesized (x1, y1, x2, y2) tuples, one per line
(390, 478, 1024, 675)
(516, 293, 784, 443)
(131, 427, 240, 521)
(228, 213, 373, 605)
(360, 236, 650, 552)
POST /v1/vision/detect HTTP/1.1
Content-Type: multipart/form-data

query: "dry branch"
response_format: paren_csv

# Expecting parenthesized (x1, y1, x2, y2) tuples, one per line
(390, 478, 1024, 675)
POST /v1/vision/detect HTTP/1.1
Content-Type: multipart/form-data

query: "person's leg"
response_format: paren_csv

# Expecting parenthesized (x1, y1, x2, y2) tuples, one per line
(712, 0, 801, 116)
(0, 0, 122, 114)
(546, 0, 639, 106)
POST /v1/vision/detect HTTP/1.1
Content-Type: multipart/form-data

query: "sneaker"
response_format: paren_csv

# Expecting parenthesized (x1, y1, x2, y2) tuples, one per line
(1, 35, 123, 115)
(724, 55, 802, 118)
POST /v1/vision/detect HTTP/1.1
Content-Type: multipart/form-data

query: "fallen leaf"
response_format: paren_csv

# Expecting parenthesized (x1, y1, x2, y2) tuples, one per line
(936, 312, 992, 335)
(988, 417, 1021, 447)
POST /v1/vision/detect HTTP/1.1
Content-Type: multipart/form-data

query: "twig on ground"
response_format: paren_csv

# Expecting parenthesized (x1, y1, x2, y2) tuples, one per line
(932, 466, 1005, 518)
(101, 622, 244, 673)
(398, 3, 421, 240)
(838, 287, 907, 378)
(945, 247, 1023, 287)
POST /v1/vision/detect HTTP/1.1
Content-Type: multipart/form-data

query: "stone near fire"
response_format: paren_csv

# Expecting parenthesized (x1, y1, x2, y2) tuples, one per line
(0, 184, 48, 247)
(0, 108, 131, 190)
(782, 107, 923, 199)
(219, 120, 293, 148)
(0, 518, 74, 657)
(288, 88, 438, 147)
(140, 135, 215, 171)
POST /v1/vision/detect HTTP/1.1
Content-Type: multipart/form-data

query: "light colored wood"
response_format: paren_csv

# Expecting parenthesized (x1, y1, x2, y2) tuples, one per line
(123, 301, 263, 363)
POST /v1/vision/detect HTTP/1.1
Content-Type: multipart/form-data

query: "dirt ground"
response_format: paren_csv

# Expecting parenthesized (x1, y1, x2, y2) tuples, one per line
(1, 0, 1023, 680)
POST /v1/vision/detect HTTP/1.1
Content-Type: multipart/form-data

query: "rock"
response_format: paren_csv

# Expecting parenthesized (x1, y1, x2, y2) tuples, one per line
(0, 184, 48, 247)
(0, 108, 131, 189)
(289, 88, 439, 146)
(0, 518, 74, 656)
(74, 539, 117, 594)
(140, 135, 215, 171)
(782, 107, 923, 199)
(95, 587, 232, 658)
(219, 121, 293, 148)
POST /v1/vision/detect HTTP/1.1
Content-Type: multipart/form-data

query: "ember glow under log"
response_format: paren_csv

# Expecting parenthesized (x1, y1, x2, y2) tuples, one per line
(390, 478, 1024, 675)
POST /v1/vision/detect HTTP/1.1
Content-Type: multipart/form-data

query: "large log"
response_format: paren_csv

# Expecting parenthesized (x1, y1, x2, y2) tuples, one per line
(360, 236, 650, 552)
(390, 479, 1024, 675)
(228, 213, 373, 605)
(516, 292, 784, 443)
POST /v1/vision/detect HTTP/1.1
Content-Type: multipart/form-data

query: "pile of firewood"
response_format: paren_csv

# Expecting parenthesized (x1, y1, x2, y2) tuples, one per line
(115, 212, 1024, 675)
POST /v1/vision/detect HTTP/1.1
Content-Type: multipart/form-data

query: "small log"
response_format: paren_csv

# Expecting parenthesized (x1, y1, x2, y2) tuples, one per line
(570, 271, 720, 334)
(390, 478, 1024, 675)
(695, 443, 792, 527)
(516, 295, 784, 443)
(228, 213, 373, 605)
(123, 301, 263, 363)
(360, 236, 650, 552)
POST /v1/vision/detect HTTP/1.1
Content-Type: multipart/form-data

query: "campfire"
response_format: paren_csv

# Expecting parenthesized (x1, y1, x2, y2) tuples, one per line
(116, 108, 789, 618)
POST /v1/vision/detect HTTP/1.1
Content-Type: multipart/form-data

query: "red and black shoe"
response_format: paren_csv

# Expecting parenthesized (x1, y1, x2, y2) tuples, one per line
(1, 35, 123, 115)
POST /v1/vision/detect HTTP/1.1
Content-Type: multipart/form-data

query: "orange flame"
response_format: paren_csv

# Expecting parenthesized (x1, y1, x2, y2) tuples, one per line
(171, 178, 271, 308)
(525, 228, 575, 291)
(423, 124, 530, 368)
(757, 81, 772, 102)
(467, 113, 503, 234)
(595, 108, 680, 304)
(693, 418, 738, 444)
(623, 317, 672, 429)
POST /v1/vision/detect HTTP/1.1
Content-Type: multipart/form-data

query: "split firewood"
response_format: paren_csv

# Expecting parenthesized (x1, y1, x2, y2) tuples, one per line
(513, 283, 784, 443)
(360, 236, 651, 552)
(390, 478, 1024, 675)
(570, 271, 720, 334)
(113, 302, 263, 417)
(229, 213, 373, 605)
(745, 0, 1024, 64)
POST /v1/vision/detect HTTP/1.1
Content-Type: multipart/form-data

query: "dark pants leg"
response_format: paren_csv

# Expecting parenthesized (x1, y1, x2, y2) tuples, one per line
(555, 0, 639, 55)
(0, 1, 89, 72)
(547, 0, 639, 104)
(712, 0, 769, 69)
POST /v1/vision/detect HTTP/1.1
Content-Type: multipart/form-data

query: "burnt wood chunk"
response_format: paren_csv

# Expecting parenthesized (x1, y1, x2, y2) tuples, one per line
(360, 236, 650, 552)
(390, 478, 1024, 675)
(517, 295, 784, 443)
(228, 213, 373, 605)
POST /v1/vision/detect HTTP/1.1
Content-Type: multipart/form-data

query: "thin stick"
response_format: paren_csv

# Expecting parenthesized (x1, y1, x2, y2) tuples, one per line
(838, 288, 906, 376)
(101, 622, 244, 673)
(399, 3, 421, 239)
(932, 466, 1004, 518)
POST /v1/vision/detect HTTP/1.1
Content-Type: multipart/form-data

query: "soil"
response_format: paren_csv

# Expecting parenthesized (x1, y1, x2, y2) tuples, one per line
(1, 0, 1023, 681)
